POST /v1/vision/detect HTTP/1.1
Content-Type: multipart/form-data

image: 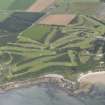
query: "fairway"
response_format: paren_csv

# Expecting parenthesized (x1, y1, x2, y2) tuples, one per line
(27, 0, 55, 12)
(52, 0, 101, 15)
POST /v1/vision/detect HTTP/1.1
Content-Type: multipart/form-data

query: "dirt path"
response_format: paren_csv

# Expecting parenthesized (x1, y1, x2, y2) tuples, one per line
(27, 0, 55, 12)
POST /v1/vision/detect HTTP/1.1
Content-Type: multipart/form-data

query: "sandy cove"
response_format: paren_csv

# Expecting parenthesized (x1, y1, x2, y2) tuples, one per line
(78, 71, 105, 85)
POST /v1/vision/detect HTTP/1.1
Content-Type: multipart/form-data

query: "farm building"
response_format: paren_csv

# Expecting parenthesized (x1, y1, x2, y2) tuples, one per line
(38, 14, 76, 26)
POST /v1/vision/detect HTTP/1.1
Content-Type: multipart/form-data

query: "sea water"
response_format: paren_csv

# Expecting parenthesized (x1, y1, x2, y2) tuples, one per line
(0, 84, 105, 105)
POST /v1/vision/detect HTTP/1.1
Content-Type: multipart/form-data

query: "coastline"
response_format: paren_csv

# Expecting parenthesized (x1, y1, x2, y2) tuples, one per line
(78, 71, 105, 85)
(0, 71, 105, 95)
(0, 74, 78, 94)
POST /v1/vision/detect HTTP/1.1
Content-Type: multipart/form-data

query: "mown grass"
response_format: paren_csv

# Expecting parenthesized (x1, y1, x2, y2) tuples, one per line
(20, 25, 51, 41)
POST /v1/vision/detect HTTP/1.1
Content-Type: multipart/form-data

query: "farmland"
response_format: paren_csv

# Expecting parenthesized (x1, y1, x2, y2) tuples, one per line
(27, 0, 55, 12)
(0, 12, 45, 32)
(0, 0, 104, 83)
(0, 0, 15, 10)
(9, 0, 37, 10)
(0, 12, 45, 44)
(52, 0, 101, 15)
(38, 14, 76, 26)
(0, 0, 36, 10)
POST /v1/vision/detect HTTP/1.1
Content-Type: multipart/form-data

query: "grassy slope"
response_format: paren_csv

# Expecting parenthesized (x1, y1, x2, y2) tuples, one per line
(20, 25, 51, 41)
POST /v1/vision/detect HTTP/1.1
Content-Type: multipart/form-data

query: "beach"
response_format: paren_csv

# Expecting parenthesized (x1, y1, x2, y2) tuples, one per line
(78, 71, 105, 85)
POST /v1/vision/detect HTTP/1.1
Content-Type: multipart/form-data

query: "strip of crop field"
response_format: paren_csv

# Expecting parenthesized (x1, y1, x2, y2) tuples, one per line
(9, 0, 37, 10)
(53, 1, 100, 15)
(0, 12, 45, 32)
(0, 0, 15, 10)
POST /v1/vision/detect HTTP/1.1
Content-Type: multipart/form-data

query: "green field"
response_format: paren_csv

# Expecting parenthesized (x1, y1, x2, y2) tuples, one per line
(0, 0, 36, 10)
(53, 0, 101, 15)
(9, 0, 36, 10)
(20, 25, 51, 41)
(0, 0, 15, 10)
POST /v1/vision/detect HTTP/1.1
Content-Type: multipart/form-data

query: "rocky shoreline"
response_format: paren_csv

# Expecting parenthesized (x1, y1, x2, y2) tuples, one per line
(0, 74, 93, 95)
